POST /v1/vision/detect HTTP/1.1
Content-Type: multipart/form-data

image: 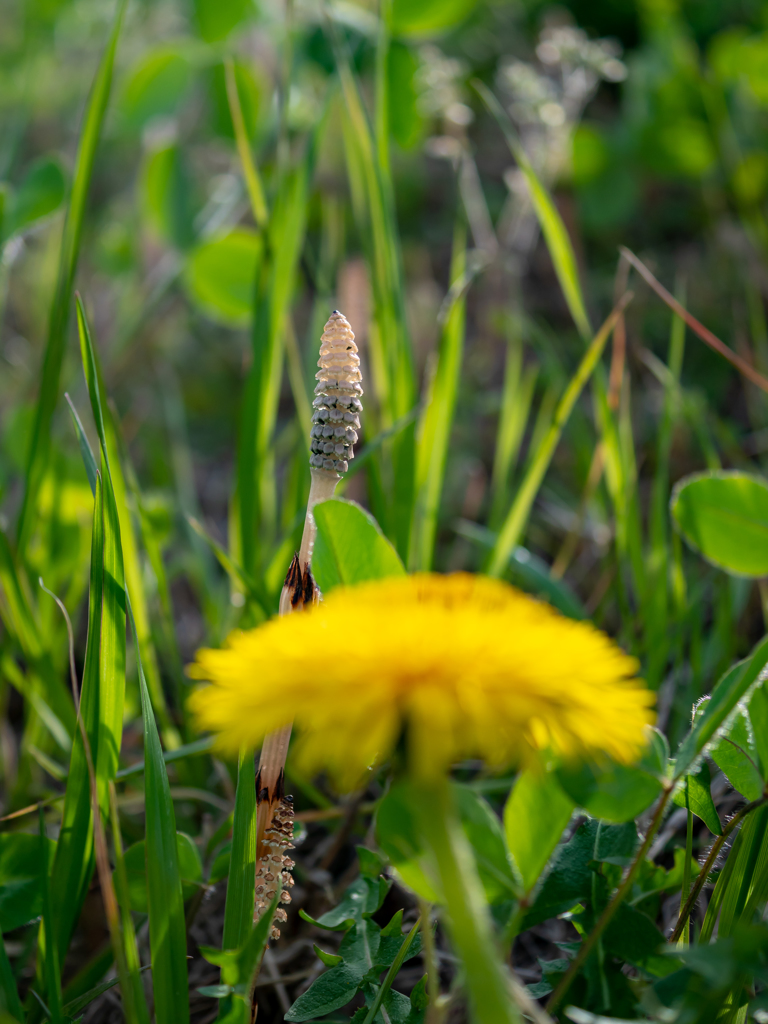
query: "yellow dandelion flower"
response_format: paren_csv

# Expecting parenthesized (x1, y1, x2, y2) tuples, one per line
(188, 573, 654, 789)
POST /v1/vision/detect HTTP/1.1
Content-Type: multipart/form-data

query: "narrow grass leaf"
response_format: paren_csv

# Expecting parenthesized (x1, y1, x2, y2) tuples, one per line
(129, 598, 189, 1024)
(475, 81, 591, 342)
(408, 219, 467, 571)
(221, 751, 256, 952)
(238, 148, 312, 576)
(76, 297, 174, 739)
(39, 810, 63, 1024)
(17, 0, 126, 551)
(487, 293, 632, 576)
(48, 472, 104, 961)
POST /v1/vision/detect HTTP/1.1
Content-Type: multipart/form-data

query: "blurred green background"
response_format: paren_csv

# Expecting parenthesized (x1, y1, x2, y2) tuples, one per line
(3, 0, 768, 785)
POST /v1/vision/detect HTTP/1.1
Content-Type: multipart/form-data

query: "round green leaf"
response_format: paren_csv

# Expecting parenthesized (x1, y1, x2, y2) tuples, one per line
(120, 48, 193, 129)
(194, 0, 252, 43)
(312, 499, 405, 591)
(7, 156, 66, 236)
(122, 832, 202, 912)
(671, 471, 768, 577)
(391, 0, 478, 36)
(556, 732, 667, 823)
(183, 229, 262, 327)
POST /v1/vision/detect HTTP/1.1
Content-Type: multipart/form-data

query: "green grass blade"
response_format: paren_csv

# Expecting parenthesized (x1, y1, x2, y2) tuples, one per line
(48, 472, 104, 961)
(333, 29, 416, 554)
(39, 810, 63, 1024)
(408, 219, 468, 571)
(238, 149, 312, 577)
(224, 57, 267, 228)
(474, 81, 592, 342)
(489, 320, 538, 530)
(487, 294, 632, 577)
(108, 782, 151, 1024)
(0, 921, 24, 1021)
(221, 751, 256, 950)
(129, 597, 189, 1024)
(76, 296, 176, 742)
(16, 0, 125, 552)
(115, 735, 214, 780)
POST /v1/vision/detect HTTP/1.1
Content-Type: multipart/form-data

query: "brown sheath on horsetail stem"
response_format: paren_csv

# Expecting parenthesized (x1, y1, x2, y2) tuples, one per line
(254, 310, 362, 936)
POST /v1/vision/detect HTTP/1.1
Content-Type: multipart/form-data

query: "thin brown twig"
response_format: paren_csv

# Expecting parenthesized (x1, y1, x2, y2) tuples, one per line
(670, 792, 768, 943)
(620, 246, 768, 393)
(546, 787, 673, 1014)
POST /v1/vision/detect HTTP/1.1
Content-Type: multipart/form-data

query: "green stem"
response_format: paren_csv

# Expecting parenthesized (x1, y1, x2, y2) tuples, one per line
(362, 917, 421, 1024)
(679, 779, 693, 947)
(415, 779, 520, 1024)
(417, 898, 443, 1024)
(546, 787, 672, 1015)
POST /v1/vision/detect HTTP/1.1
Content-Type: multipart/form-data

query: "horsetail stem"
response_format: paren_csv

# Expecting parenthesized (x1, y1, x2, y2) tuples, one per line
(256, 311, 361, 938)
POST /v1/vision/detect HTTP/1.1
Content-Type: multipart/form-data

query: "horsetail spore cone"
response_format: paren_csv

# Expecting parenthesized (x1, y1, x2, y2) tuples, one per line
(291, 310, 363, 575)
(309, 310, 362, 475)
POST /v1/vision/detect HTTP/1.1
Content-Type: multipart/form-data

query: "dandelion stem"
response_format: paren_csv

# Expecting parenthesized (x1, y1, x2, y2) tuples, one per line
(415, 779, 521, 1024)
(546, 787, 672, 1015)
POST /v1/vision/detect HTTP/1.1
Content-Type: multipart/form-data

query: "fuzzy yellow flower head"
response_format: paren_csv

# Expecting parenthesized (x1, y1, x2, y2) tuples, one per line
(188, 573, 655, 789)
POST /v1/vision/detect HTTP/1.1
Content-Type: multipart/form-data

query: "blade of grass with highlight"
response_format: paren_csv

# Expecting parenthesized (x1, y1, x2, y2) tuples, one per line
(487, 293, 633, 577)
(489, 318, 538, 531)
(16, 0, 125, 553)
(475, 81, 591, 342)
(332, 25, 416, 552)
(108, 782, 151, 1024)
(46, 471, 104, 967)
(408, 219, 467, 571)
(39, 809, 63, 1024)
(129, 598, 189, 1024)
(49, 449, 126, 963)
(75, 297, 176, 743)
(221, 751, 257, 952)
(238, 150, 312, 579)
(224, 57, 267, 229)
(217, 750, 257, 1019)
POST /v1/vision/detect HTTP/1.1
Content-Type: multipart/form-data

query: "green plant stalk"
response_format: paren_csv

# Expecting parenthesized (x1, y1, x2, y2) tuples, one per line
(417, 898, 441, 1023)
(489, 322, 537, 531)
(474, 81, 591, 343)
(415, 779, 520, 1024)
(671, 794, 768, 942)
(131, 595, 189, 1024)
(224, 57, 267, 229)
(679, 780, 693, 947)
(16, 0, 125, 553)
(408, 218, 467, 571)
(221, 751, 257, 952)
(546, 786, 672, 1015)
(487, 292, 632, 577)
(108, 782, 150, 1024)
(39, 808, 63, 1024)
(361, 916, 421, 1024)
